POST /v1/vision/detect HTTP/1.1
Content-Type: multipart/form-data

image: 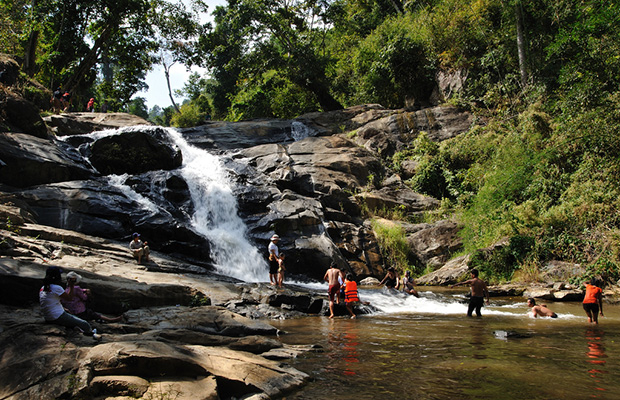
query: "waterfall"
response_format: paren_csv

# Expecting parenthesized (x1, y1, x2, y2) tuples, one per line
(166, 128, 267, 282)
(291, 121, 315, 141)
(63, 126, 268, 282)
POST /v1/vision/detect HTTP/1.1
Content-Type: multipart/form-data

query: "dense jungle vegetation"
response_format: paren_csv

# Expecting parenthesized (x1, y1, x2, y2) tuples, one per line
(2, 0, 620, 284)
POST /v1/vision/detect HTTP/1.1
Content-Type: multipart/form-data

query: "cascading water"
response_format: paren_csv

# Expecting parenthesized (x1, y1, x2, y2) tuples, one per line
(165, 128, 267, 282)
(64, 125, 268, 282)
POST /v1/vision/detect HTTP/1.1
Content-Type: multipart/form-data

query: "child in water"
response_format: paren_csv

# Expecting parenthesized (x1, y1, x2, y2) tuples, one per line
(343, 273, 370, 319)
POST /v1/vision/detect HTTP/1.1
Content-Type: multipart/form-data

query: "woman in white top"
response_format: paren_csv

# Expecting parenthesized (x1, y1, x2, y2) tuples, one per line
(39, 267, 100, 340)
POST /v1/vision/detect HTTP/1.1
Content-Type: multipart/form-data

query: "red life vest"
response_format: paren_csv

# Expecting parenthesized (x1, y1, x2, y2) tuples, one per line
(344, 280, 359, 303)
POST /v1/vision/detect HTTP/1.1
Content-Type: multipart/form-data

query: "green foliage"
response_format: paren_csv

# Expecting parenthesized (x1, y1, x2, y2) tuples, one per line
(469, 235, 534, 283)
(127, 97, 149, 119)
(170, 102, 206, 128)
(371, 218, 419, 274)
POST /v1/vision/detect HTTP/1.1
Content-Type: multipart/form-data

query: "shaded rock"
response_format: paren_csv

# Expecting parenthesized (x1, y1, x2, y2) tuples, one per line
(44, 112, 151, 136)
(0, 132, 93, 187)
(417, 255, 470, 285)
(89, 375, 149, 397)
(89, 127, 182, 175)
(12, 180, 211, 260)
(0, 90, 48, 138)
(553, 290, 583, 301)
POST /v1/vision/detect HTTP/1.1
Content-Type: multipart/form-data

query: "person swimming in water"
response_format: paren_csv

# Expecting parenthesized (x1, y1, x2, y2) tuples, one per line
(527, 298, 557, 318)
(401, 270, 419, 297)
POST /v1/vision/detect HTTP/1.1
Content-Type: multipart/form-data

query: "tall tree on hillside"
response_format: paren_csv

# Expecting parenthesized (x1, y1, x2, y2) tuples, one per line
(148, 0, 209, 111)
(198, 0, 343, 114)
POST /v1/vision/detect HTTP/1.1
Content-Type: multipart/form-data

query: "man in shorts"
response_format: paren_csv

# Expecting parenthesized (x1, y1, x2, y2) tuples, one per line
(324, 263, 341, 318)
(268, 234, 281, 285)
(451, 269, 490, 317)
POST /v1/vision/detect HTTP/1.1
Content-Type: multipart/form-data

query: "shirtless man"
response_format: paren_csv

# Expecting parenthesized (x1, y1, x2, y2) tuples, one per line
(451, 269, 490, 317)
(324, 263, 341, 318)
(527, 298, 558, 318)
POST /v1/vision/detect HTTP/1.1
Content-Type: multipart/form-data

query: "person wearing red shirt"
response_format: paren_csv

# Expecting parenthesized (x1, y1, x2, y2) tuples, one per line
(583, 279, 604, 324)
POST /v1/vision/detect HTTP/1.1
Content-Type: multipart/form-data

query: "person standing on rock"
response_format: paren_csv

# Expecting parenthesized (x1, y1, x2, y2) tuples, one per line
(129, 232, 150, 264)
(451, 269, 490, 317)
(324, 263, 342, 318)
(39, 267, 101, 340)
(268, 234, 282, 285)
(583, 279, 604, 324)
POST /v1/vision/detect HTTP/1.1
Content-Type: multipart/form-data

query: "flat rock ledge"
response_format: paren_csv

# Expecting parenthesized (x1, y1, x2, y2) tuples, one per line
(0, 305, 310, 400)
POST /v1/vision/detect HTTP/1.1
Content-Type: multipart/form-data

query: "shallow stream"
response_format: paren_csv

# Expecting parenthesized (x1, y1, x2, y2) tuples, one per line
(273, 286, 620, 400)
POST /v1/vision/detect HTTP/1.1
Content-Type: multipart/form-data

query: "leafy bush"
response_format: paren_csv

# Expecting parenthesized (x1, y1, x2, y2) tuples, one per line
(171, 102, 207, 128)
(469, 235, 534, 283)
(371, 218, 421, 275)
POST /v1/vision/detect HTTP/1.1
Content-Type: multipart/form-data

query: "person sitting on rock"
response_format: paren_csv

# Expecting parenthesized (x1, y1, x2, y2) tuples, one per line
(61, 271, 123, 323)
(129, 232, 150, 264)
(401, 270, 420, 298)
(527, 298, 558, 318)
(39, 267, 101, 340)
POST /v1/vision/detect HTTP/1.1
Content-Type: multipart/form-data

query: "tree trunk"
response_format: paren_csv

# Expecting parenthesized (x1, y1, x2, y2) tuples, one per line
(163, 62, 181, 113)
(64, 26, 114, 93)
(23, 29, 39, 77)
(515, 2, 528, 87)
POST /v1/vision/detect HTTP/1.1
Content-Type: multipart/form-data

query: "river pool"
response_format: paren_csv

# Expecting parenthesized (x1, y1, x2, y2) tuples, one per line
(273, 286, 620, 400)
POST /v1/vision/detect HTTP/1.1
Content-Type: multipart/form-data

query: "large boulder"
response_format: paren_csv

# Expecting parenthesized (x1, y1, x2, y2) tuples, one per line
(351, 105, 474, 159)
(44, 112, 151, 136)
(11, 179, 210, 260)
(89, 127, 182, 175)
(0, 132, 94, 187)
(0, 90, 49, 138)
(405, 220, 463, 268)
(416, 254, 470, 285)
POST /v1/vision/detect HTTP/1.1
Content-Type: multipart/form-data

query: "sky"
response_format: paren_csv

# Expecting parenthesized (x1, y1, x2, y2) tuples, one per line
(136, 0, 226, 111)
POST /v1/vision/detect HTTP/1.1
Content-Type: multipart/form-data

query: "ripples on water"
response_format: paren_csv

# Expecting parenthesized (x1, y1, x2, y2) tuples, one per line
(274, 286, 620, 400)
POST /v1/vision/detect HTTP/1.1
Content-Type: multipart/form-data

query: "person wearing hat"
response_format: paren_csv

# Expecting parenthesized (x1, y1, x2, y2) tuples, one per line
(268, 234, 282, 285)
(61, 271, 123, 323)
(129, 232, 150, 264)
(39, 267, 101, 340)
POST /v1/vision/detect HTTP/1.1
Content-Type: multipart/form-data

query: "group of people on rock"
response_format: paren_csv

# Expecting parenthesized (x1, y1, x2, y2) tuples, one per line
(39, 267, 123, 341)
(39, 231, 152, 340)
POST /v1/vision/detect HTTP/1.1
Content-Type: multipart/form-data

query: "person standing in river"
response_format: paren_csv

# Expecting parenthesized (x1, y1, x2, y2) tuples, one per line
(451, 269, 490, 317)
(324, 263, 342, 318)
(583, 279, 604, 324)
(268, 234, 282, 285)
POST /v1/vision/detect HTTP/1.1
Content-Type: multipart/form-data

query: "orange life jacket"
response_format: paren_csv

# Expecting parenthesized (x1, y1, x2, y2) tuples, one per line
(344, 280, 359, 303)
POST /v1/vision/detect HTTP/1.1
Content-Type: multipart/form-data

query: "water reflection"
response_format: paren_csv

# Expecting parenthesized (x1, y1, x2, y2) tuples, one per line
(585, 327, 608, 395)
(326, 320, 361, 377)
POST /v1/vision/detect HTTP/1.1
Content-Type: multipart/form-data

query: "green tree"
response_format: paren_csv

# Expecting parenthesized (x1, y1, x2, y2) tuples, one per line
(197, 0, 343, 119)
